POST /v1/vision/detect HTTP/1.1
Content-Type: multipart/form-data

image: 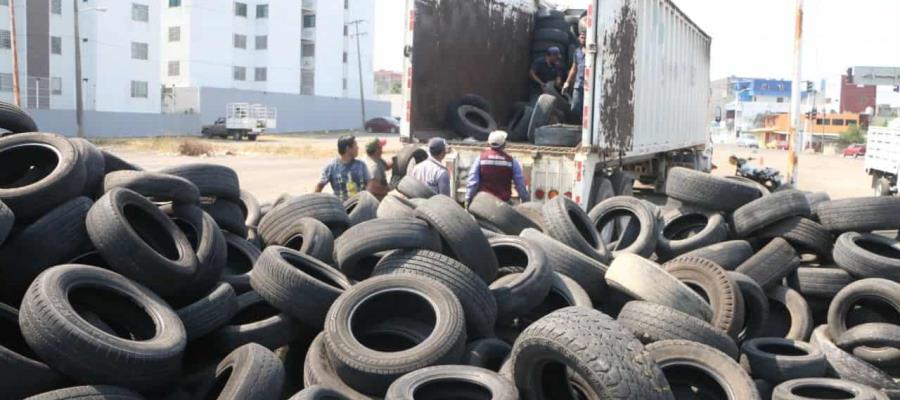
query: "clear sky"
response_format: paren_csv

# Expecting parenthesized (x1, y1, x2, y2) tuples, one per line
(374, 0, 900, 81)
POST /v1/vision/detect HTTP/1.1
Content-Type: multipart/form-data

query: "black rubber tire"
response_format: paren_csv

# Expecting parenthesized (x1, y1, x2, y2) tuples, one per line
(177, 283, 238, 341)
(740, 337, 827, 384)
(834, 232, 900, 281)
(289, 385, 353, 400)
(23, 386, 144, 400)
(0, 303, 67, 399)
(656, 208, 728, 261)
(302, 333, 373, 399)
(508, 306, 672, 399)
(323, 275, 466, 397)
(450, 105, 497, 141)
(0, 199, 11, 246)
(533, 28, 571, 44)
(487, 236, 552, 324)
(386, 365, 518, 400)
(202, 198, 248, 238)
(87, 188, 198, 297)
(373, 249, 497, 340)
(392, 147, 428, 182)
(335, 218, 441, 281)
(527, 95, 560, 143)
(756, 217, 833, 261)
(606, 254, 714, 322)
(101, 150, 142, 173)
(396, 175, 436, 199)
(377, 194, 416, 219)
(469, 192, 539, 235)
(496, 272, 593, 333)
(836, 323, 900, 350)
(0, 133, 87, 221)
(735, 237, 800, 289)
(251, 246, 352, 328)
(810, 325, 900, 397)
(0, 101, 37, 134)
(732, 190, 811, 237)
(221, 231, 261, 294)
(617, 300, 739, 360)
(664, 256, 745, 340)
(544, 196, 608, 261)
(765, 285, 814, 341)
(344, 191, 379, 226)
(260, 216, 334, 265)
(728, 272, 770, 342)
(69, 138, 106, 198)
(462, 338, 512, 372)
(665, 167, 763, 212)
(207, 291, 303, 355)
(513, 203, 546, 231)
(588, 195, 657, 258)
(103, 171, 200, 204)
(172, 209, 228, 301)
(827, 278, 900, 367)
(195, 343, 284, 400)
(683, 240, 755, 271)
(535, 15, 572, 31)
(816, 197, 900, 233)
(158, 163, 240, 200)
(506, 101, 528, 128)
(646, 340, 760, 400)
(786, 267, 854, 299)
(772, 378, 886, 400)
(531, 40, 569, 54)
(416, 195, 498, 283)
(509, 106, 533, 142)
(20, 265, 186, 390)
(519, 228, 609, 303)
(0, 197, 93, 303)
(458, 93, 493, 115)
(258, 193, 350, 238)
(533, 124, 581, 147)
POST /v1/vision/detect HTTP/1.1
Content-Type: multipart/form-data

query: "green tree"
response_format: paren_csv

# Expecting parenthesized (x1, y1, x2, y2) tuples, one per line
(839, 124, 866, 146)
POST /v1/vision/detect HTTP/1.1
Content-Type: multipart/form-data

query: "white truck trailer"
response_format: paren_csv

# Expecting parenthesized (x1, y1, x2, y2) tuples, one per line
(865, 126, 900, 196)
(400, 0, 711, 209)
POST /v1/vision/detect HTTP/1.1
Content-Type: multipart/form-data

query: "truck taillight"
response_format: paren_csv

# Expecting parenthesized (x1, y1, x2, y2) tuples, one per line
(534, 189, 545, 200)
(564, 192, 572, 199)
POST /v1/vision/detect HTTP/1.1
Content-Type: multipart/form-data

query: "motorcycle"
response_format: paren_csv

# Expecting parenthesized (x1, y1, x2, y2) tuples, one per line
(729, 155, 783, 192)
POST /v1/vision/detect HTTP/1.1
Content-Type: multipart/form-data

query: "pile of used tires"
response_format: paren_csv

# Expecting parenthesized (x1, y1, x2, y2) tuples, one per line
(446, 93, 581, 148)
(2, 132, 900, 400)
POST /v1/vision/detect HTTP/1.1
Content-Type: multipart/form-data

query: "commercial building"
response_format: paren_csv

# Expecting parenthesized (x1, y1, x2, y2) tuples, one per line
(750, 111, 867, 152)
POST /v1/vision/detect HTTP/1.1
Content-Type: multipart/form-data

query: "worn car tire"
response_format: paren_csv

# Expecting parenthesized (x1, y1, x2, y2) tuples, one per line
(786, 267, 854, 299)
(377, 194, 417, 219)
(735, 237, 800, 289)
(728, 272, 771, 341)
(221, 232, 261, 294)
(335, 218, 441, 280)
(0, 100, 37, 134)
(396, 175, 436, 199)
(740, 337, 826, 383)
(766, 285, 814, 341)
(617, 300, 739, 359)
(23, 386, 144, 400)
(835, 323, 900, 351)
(520, 228, 609, 303)
(259, 217, 334, 265)
(810, 325, 900, 398)
(666, 167, 762, 212)
(450, 105, 497, 141)
(509, 105, 533, 142)
(588, 196, 657, 258)
(487, 236, 552, 323)
(664, 256, 745, 340)
(756, 217, 833, 261)
(544, 196, 608, 261)
(101, 150, 142, 173)
(416, 195, 498, 283)
(732, 190, 811, 237)
(646, 340, 760, 400)
(683, 240, 755, 271)
(386, 365, 518, 400)
(834, 232, 900, 282)
(392, 147, 428, 182)
(816, 197, 900, 233)
(237, 189, 261, 228)
(207, 291, 303, 355)
(656, 208, 728, 261)
(462, 338, 512, 372)
(103, 171, 200, 204)
(470, 192, 539, 235)
(158, 163, 240, 200)
(344, 192, 379, 226)
(534, 124, 581, 147)
(194, 343, 285, 400)
(0, 303, 67, 399)
(772, 378, 887, 400)
(202, 198, 248, 238)
(176, 283, 238, 341)
(527, 95, 560, 143)
(513, 203, 546, 231)
(69, 138, 105, 198)
(259, 193, 350, 238)
(302, 333, 374, 400)
(827, 278, 900, 367)
(606, 254, 714, 322)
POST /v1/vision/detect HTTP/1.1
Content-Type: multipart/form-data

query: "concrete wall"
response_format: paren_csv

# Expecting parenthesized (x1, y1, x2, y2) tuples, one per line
(28, 108, 200, 138)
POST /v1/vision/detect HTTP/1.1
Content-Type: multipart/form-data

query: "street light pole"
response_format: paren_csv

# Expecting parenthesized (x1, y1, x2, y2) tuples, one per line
(347, 19, 367, 130)
(787, 0, 804, 185)
(74, 0, 84, 138)
(9, 0, 20, 107)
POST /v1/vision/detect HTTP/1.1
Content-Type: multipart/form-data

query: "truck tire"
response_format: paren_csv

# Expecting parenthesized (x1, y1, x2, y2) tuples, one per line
(617, 301, 739, 359)
(520, 228, 609, 303)
(588, 196, 658, 258)
(207, 291, 303, 355)
(469, 192, 538, 235)
(20, 265, 186, 390)
(527, 95, 560, 143)
(258, 193, 350, 238)
(665, 167, 763, 212)
(458, 93, 493, 115)
(816, 197, 900, 233)
(450, 105, 497, 141)
(656, 208, 728, 261)
(196, 343, 284, 400)
(740, 338, 826, 383)
(69, 138, 106, 198)
(24, 386, 144, 400)
(159, 163, 241, 200)
(323, 275, 466, 397)
(103, 171, 200, 204)
(683, 241, 755, 270)
(827, 278, 900, 367)
(176, 282, 238, 341)
(734, 237, 800, 289)
(809, 326, 900, 397)
(772, 378, 887, 400)
(335, 218, 441, 280)
(396, 175, 435, 199)
(0, 133, 87, 222)
(344, 192, 379, 226)
(416, 195, 498, 283)
(834, 232, 900, 282)
(508, 307, 672, 400)
(543, 196, 608, 261)
(488, 236, 552, 324)
(646, 340, 759, 400)
(534, 124, 581, 146)
(386, 366, 518, 400)
(0, 101, 37, 134)
(874, 177, 893, 197)
(756, 217, 833, 261)
(664, 256, 745, 340)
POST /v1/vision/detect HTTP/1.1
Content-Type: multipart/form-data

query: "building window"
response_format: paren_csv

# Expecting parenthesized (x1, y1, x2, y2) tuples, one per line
(255, 67, 267, 81)
(51, 77, 62, 95)
(169, 0, 181, 7)
(51, 36, 62, 55)
(832, 119, 845, 126)
(233, 66, 246, 81)
(234, 2, 247, 17)
(168, 61, 180, 76)
(303, 15, 315, 28)
(131, 42, 149, 60)
(132, 3, 149, 22)
(0, 73, 12, 92)
(51, 0, 62, 15)
(233, 34, 247, 49)
(130, 81, 148, 98)
(343, 52, 347, 63)
(777, 84, 785, 91)
(255, 35, 267, 50)
(256, 4, 268, 18)
(0, 30, 10, 49)
(169, 26, 181, 42)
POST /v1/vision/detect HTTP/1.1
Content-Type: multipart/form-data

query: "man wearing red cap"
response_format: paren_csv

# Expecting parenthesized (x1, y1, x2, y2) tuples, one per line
(364, 137, 391, 200)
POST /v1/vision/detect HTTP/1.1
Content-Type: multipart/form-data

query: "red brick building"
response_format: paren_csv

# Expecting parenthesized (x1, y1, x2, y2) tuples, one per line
(840, 75, 876, 114)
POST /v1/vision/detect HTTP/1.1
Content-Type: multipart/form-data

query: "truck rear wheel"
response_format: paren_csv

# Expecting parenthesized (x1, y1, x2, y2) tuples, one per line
(874, 177, 892, 197)
(248, 135, 258, 142)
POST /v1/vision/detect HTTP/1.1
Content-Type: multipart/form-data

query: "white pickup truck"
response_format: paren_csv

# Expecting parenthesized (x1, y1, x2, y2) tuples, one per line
(865, 126, 900, 196)
(201, 103, 278, 141)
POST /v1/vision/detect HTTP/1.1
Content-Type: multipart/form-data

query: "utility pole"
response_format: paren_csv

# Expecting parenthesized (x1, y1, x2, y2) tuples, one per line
(8, 0, 20, 107)
(347, 19, 367, 130)
(73, 0, 84, 138)
(787, 0, 803, 186)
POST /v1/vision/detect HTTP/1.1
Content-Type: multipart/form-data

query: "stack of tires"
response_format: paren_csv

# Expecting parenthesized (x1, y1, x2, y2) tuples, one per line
(446, 94, 498, 141)
(531, 10, 583, 72)
(2, 126, 900, 399)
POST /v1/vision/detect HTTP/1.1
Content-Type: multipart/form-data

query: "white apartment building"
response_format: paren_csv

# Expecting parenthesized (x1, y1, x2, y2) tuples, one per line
(161, 0, 374, 99)
(0, 0, 161, 113)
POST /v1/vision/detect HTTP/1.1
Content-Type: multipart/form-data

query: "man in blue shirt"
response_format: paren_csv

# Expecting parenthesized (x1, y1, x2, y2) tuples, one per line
(529, 47, 565, 103)
(563, 32, 587, 121)
(411, 137, 451, 196)
(315, 135, 371, 202)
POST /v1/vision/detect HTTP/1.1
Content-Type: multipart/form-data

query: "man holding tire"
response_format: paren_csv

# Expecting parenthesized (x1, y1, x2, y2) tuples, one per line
(466, 131, 530, 205)
(529, 47, 565, 103)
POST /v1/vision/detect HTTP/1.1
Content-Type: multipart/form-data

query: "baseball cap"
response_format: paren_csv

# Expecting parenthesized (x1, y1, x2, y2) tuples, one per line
(337, 135, 356, 155)
(547, 47, 561, 56)
(365, 137, 387, 154)
(428, 137, 447, 156)
(488, 131, 508, 148)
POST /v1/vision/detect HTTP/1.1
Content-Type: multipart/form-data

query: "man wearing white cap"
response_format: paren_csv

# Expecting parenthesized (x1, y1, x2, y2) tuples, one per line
(466, 131, 530, 205)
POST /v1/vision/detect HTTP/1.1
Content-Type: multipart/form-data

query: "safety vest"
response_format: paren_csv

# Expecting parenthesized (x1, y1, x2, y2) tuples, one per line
(478, 149, 514, 201)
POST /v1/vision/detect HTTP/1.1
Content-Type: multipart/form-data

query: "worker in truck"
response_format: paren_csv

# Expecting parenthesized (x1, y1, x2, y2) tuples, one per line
(410, 137, 451, 196)
(315, 135, 371, 202)
(529, 47, 565, 103)
(563, 32, 587, 122)
(364, 138, 392, 200)
(466, 131, 530, 205)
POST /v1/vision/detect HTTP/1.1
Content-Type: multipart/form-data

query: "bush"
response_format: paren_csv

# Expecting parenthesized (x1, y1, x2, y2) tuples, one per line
(839, 125, 865, 146)
(178, 140, 213, 157)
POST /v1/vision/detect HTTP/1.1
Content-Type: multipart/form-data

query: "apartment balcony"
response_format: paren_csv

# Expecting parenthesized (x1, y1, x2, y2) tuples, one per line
(302, 0, 316, 12)
(302, 27, 316, 42)
(302, 57, 315, 70)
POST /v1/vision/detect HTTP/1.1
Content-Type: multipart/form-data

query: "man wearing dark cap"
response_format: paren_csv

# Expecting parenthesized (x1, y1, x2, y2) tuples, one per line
(529, 46, 565, 102)
(466, 131, 529, 205)
(364, 137, 391, 200)
(315, 135, 370, 202)
(410, 137, 451, 196)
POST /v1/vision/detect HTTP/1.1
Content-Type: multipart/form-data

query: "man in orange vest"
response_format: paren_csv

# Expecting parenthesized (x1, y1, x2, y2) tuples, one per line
(466, 130, 529, 205)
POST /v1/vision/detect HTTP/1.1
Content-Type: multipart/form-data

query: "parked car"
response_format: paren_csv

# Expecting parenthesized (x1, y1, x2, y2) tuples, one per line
(842, 143, 866, 158)
(365, 117, 400, 133)
(737, 134, 759, 148)
(766, 140, 788, 150)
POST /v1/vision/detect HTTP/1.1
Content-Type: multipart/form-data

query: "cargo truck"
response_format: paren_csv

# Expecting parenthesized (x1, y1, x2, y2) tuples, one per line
(399, 0, 712, 209)
(865, 126, 900, 196)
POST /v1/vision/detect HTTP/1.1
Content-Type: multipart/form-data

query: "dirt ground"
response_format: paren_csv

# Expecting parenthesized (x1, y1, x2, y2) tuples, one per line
(98, 135, 873, 204)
